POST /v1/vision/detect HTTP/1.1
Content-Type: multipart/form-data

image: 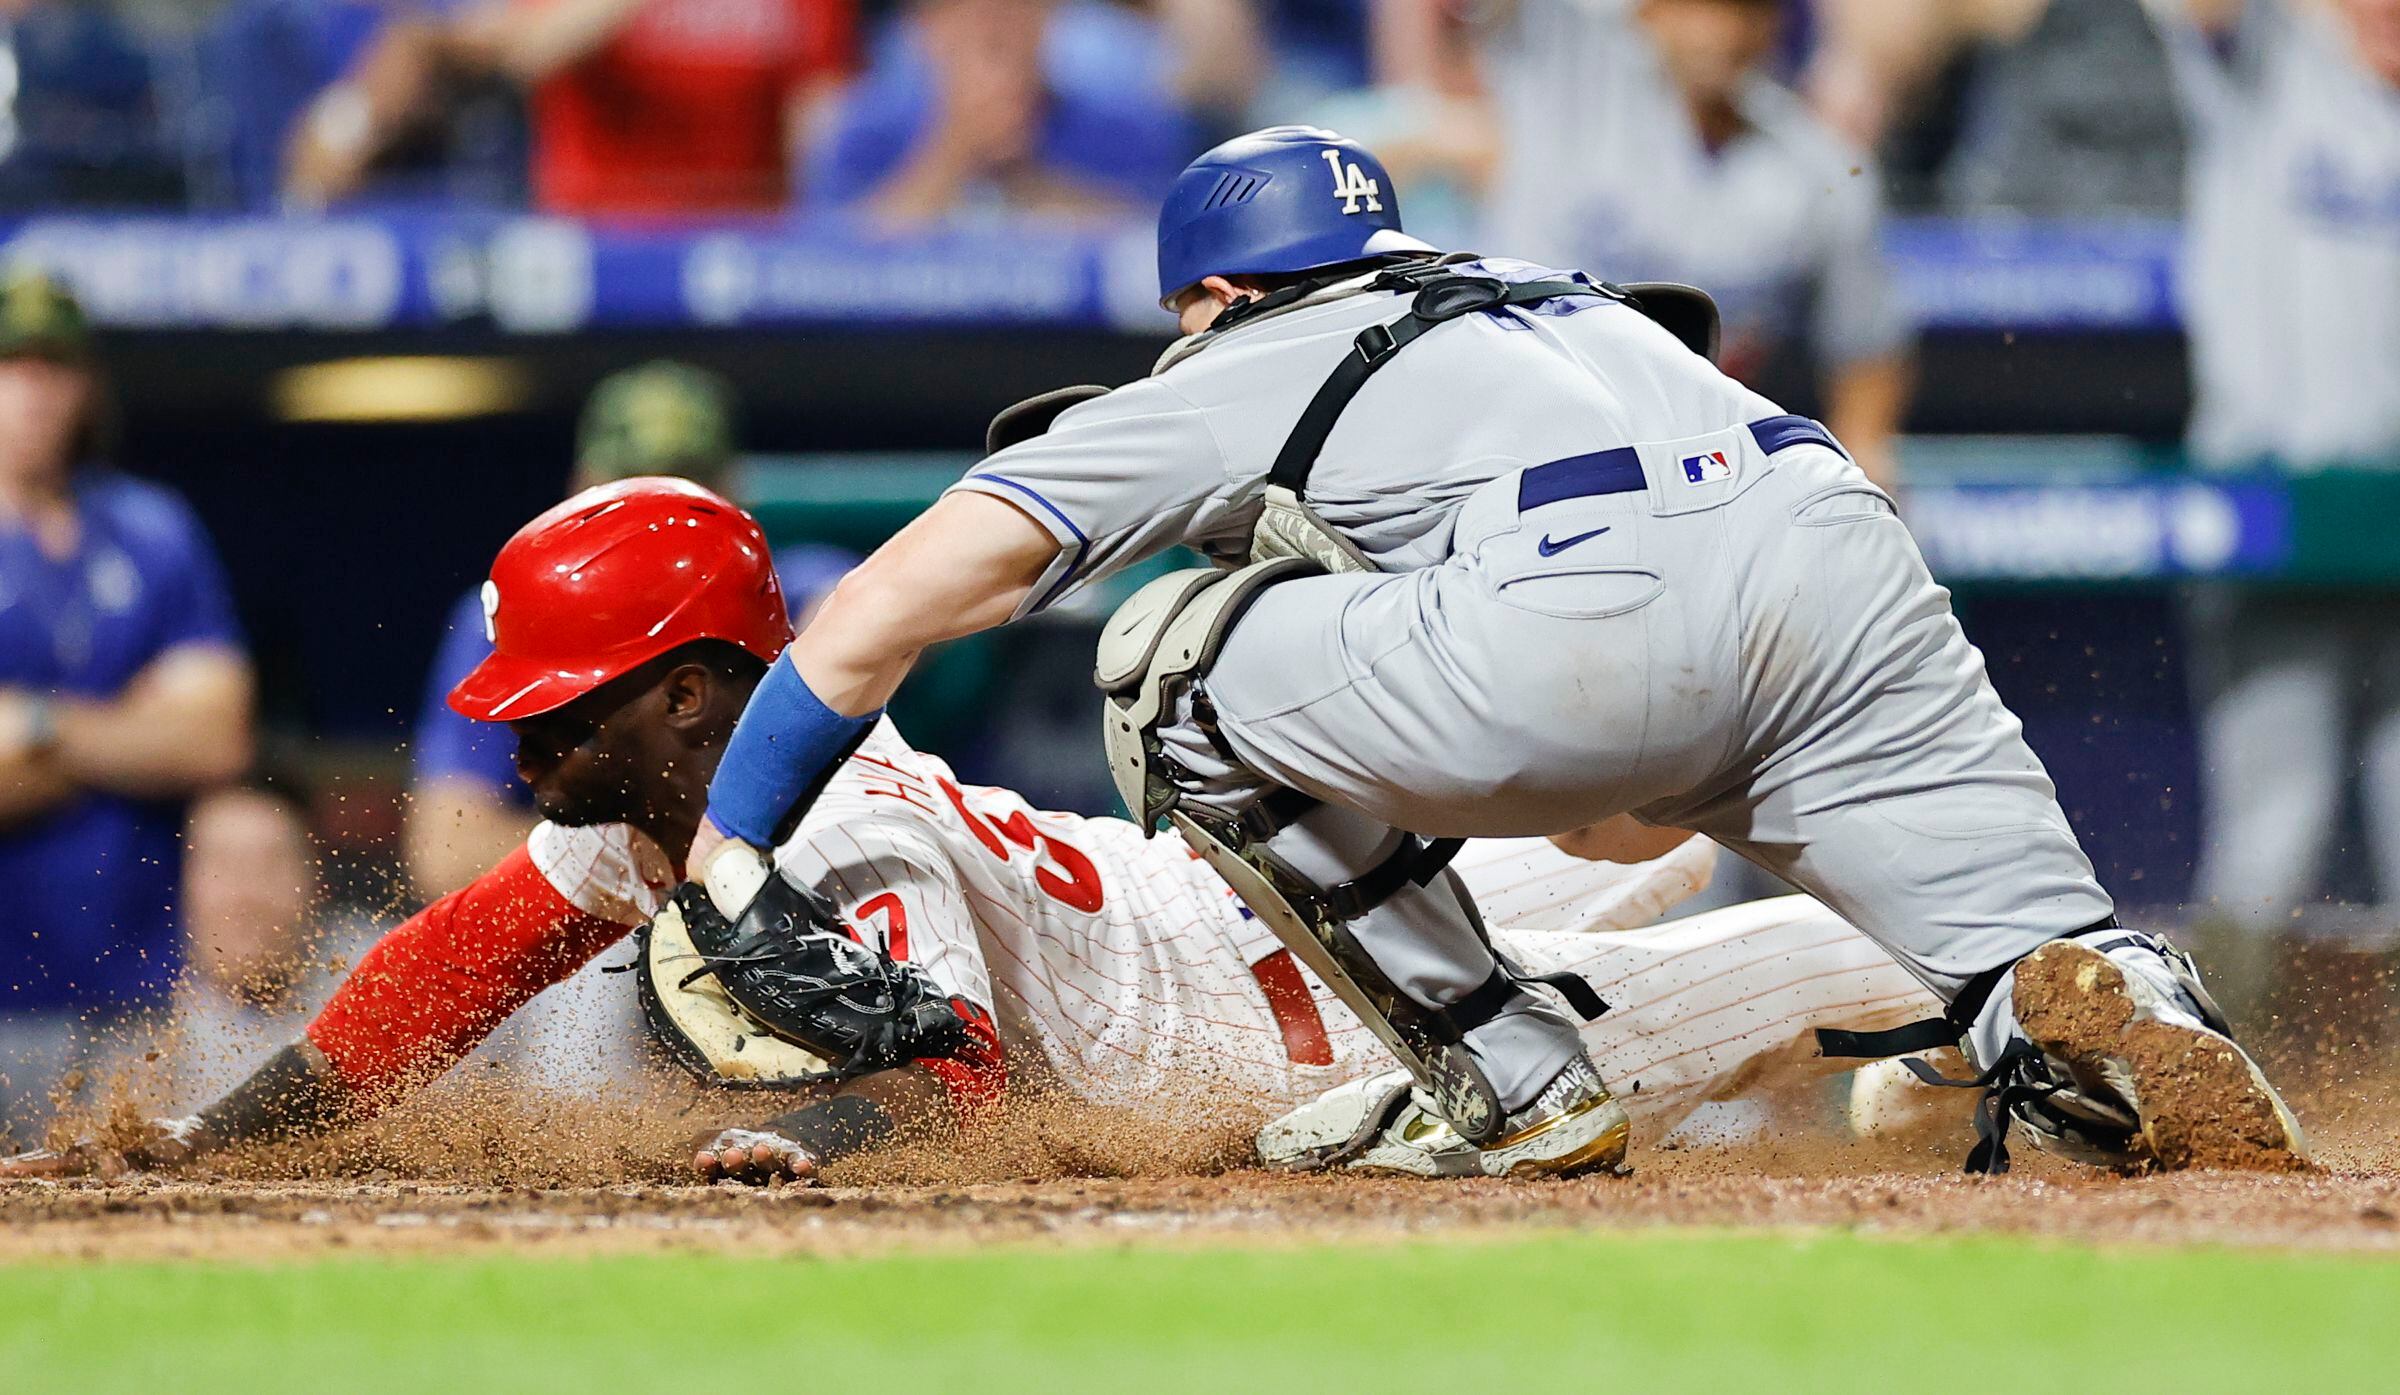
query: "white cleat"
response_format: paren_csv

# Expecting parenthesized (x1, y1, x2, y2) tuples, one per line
(1258, 1055, 1631, 1180)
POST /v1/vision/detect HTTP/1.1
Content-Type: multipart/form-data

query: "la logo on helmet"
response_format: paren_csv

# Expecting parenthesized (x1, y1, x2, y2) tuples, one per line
(1320, 149, 1382, 215)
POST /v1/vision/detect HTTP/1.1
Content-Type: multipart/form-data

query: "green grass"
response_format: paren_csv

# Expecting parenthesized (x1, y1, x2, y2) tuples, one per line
(4, 1229, 2393, 1393)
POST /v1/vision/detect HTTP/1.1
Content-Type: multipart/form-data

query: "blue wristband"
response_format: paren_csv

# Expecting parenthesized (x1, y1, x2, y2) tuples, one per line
(706, 654, 880, 845)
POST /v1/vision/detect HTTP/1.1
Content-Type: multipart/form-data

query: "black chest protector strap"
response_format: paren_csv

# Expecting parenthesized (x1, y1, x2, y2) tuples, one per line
(1267, 269, 1615, 496)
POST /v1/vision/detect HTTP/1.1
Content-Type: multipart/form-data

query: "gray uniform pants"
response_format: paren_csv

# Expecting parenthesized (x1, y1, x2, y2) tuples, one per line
(1172, 439, 2113, 1097)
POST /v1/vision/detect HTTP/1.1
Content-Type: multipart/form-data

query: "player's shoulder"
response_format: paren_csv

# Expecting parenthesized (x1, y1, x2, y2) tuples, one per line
(440, 583, 489, 632)
(1039, 369, 1208, 428)
(1734, 78, 1872, 179)
(794, 720, 958, 853)
(1156, 286, 1407, 395)
(972, 372, 1227, 481)
(1449, 256, 1691, 354)
(76, 470, 211, 553)
(1447, 255, 1605, 288)
(526, 820, 674, 926)
(847, 716, 938, 782)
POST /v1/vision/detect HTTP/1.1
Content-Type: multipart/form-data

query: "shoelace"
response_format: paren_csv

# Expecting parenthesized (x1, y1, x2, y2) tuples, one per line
(1899, 1040, 2065, 1176)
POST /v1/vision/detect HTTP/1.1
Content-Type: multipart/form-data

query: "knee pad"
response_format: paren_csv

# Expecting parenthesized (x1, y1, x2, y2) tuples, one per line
(1095, 558, 1319, 831)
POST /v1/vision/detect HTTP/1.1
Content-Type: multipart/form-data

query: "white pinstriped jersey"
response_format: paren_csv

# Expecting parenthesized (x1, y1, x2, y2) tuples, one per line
(780, 720, 1374, 1105)
(525, 720, 1935, 1117)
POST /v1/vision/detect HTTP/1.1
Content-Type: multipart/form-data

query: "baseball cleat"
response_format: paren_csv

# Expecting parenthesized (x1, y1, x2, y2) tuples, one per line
(1257, 1054, 1631, 1179)
(2008, 939, 2309, 1173)
(1477, 1052, 1633, 1177)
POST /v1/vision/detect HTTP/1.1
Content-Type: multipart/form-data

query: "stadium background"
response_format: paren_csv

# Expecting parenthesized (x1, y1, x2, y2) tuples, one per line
(3, 0, 2394, 1131)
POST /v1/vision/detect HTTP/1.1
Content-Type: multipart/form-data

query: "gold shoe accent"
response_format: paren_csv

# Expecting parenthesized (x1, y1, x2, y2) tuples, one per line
(1488, 1091, 1632, 1178)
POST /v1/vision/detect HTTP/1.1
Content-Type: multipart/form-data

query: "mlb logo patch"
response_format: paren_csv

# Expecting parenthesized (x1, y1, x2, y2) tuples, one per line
(1681, 451, 1732, 484)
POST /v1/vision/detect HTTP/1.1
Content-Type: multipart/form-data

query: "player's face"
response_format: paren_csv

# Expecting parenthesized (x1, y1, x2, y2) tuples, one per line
(0, 356, 91, 480)
(1637, 0, 1780, 104)
(508, 677, 667, 826)
(2341, 0, 2400, 88)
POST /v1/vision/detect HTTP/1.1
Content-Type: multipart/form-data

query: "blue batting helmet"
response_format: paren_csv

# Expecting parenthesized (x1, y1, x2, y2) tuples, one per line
(1155, 126, 1439, 308)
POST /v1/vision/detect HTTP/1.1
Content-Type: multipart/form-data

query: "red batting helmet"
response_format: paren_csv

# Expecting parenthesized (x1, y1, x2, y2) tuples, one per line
(448, 476, 793, 723)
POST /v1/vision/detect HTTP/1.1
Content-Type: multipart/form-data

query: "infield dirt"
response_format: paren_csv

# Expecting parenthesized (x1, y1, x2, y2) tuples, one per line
(8, 1064, 2399, 1264)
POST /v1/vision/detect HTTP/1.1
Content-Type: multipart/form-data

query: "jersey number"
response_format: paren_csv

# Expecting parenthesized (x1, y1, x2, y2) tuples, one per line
(937, 778, 1108, 914)
(852, 891, 909, 960)
(1321, 149, 1382, 215)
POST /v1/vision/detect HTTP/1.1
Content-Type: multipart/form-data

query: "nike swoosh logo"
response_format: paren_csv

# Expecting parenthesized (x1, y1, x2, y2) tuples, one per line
(1536, 526, 1612, 557)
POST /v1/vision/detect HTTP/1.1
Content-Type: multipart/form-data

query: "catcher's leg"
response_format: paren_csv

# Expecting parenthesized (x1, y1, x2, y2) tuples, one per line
(1098, 564, 1626, 1172)
(1261, 894, 1932, 1176)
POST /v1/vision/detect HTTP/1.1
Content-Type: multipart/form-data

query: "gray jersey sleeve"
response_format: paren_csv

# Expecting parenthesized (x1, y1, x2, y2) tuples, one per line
(943, 377, 1250, 618)
(2146, 0, 2277, 132)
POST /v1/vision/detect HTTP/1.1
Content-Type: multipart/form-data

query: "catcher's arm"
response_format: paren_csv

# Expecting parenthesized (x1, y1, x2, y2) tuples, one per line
(690, 492, 1055, 893)
(2, 844, 630, 1177)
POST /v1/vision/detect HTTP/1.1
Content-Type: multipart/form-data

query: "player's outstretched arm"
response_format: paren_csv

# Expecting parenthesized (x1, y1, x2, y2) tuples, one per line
(793, 492, 1058, 713)
(696, 493, 1058, 888)
(0, 1039, 350, 1179)
(2, 846, 630, 1179)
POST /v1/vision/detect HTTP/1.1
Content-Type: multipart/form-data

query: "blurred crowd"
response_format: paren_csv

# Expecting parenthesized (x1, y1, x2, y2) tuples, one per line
(0, 0, 2283, 223)
(0, 0, 2396, 1144)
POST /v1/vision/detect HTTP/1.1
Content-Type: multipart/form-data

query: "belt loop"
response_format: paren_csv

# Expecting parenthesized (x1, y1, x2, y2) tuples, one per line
(1747, 415, 1847, 461)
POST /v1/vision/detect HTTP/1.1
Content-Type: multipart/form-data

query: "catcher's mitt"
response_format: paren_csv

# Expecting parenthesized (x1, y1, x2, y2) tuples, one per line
(638, 873, 971, 1088)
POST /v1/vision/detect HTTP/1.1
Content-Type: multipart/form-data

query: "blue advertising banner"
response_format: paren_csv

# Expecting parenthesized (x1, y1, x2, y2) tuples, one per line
(0, 213, 2184, 336)
(1907, 479, 2292, 581)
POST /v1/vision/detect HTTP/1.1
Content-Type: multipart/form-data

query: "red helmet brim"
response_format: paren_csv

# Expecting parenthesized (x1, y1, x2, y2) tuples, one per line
(447, 648, 621, 723)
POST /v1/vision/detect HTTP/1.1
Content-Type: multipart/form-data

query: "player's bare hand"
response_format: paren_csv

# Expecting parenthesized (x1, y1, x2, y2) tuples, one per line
(691, 1128, 819, 1186)
(0, 1116, 200, 1180)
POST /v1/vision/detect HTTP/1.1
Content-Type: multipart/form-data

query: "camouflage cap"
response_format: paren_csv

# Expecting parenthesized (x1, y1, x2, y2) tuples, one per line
(576, 360, 738, 485)
(0, 269, 92, 362)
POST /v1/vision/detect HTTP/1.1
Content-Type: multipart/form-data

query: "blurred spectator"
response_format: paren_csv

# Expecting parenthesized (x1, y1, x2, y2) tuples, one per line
(406, 359, 853, 1098)
(284, 0, 855, 215)
(1809, 0, 2186, 215)
(0, 0, 179, 207)
(197, 0, 523, 211)
(1290, 0, 1491, 247)
(1243, 0, 1366, 116)
(1476, 0, 1915, 487)
(1152, 0, 1267, 132)
(169, 776, 323, 1108)
(804, 0, 1197, 226)
(2157, 1, 2400, 982)
(0, 270, 253, 1145)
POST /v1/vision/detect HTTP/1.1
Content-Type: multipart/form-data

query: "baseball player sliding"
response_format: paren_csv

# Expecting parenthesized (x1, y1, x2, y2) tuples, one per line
(686, 125, 2305, 1177)
(1, 480, 1936, 1183)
